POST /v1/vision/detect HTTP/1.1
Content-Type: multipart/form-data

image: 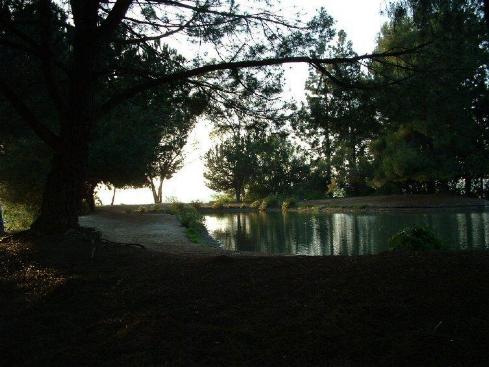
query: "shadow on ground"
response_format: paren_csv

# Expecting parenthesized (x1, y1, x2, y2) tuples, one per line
(0, 231, 488, 366)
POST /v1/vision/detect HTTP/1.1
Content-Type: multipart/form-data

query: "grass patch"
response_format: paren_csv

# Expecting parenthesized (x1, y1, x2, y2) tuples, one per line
(185, 227, 201, 243)
(170, 202, 207, 244)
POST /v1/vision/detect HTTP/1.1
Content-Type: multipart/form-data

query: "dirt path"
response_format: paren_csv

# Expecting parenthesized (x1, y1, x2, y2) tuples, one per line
(79, 210, 226, 256)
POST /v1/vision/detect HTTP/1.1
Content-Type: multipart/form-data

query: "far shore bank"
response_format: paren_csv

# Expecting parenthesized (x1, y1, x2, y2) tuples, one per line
(101, 194, 489, 214)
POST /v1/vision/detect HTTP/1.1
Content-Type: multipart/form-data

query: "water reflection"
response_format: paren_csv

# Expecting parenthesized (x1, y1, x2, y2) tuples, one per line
(204, 210, 489, 255)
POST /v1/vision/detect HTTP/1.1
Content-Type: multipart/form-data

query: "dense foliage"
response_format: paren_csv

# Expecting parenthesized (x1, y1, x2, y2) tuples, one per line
(389, 226, 442, 252)
(291, 0, 489, 199)
(204, 132, 319, 201)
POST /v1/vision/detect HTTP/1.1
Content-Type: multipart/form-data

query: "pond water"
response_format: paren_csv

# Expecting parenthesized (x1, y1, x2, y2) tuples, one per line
(204, 209, 489, 255)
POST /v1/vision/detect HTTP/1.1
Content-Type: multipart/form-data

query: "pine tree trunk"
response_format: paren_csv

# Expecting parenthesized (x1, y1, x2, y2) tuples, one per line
(31, 3, 98, 233)
(83, 182, 96, 212)
(32, 149, 87, 233)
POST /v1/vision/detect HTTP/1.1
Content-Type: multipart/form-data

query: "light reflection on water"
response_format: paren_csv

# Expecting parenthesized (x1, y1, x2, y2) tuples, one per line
(204, 210, 489, 255)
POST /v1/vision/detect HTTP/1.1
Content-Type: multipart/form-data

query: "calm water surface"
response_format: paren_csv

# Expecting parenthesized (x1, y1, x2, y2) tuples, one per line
(204, 210, 489, 255)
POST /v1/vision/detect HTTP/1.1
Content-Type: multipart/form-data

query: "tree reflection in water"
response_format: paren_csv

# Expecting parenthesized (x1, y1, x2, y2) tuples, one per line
(204, 210, 489, 255)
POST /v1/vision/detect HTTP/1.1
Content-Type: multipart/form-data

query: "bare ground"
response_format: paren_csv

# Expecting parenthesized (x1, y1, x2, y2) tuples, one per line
(79, 210, 225, 256)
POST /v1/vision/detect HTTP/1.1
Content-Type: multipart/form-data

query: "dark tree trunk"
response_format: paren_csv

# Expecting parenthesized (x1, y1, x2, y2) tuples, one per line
(32, 149, 87, 233)
(0, 205, 4, 235)
(111, 186, 117, 206)
(31, 2, 99, 233)
(465, 176, 473, 197)
(81, 182, 96, 212)
(235, 187, 241, 203)
(324, 129, 332, 187)
(149, 180, 158, 203)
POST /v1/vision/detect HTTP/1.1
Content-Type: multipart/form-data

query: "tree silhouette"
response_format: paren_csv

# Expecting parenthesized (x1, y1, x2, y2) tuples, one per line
(0, 0, 420, 233)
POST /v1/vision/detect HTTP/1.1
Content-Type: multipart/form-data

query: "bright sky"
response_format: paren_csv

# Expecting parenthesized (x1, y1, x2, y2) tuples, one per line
(98, 0, 387, 205)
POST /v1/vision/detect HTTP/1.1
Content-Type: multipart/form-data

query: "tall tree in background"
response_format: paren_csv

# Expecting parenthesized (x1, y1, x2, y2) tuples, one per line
(205, 131, 313, 200)
(0, 0, 415, 233)
(296, 31, 378, 196)
(370, 0, 489, 195)
(204, 134, 257, 202)
(145, 109, 203, 204)
(248, 133, 311, 199)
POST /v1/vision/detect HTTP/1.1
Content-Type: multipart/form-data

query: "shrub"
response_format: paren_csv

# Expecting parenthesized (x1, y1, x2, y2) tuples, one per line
(169, 200, 185, 213)
(212, 201, 224, 210)
(1, 202, 37, 232)
(259, 196, 279, 211)
(211, 193, 234, 204)
(281, 197, 297, 211)
(190, 200, 202, 210)
(151, 203, 162, 212)
(170, 203, 206, 243)
(136, 206, 147, 213)
(175, 206, 203, 227)
(389, 226, 442, 252)
(250, 200, 261, 209)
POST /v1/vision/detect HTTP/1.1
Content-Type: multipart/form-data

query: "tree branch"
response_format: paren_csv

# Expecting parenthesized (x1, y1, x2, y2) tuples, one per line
(97, 0, 133, 40)
(39, 0, 67, 117)
(97, 47, 425, 118)
(151, 0, 307, 30)
(0, 79, 60, 149)
(113, 9, 198, 44)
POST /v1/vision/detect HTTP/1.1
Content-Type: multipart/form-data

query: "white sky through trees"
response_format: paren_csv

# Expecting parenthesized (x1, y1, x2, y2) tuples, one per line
(98, 0, 387, 205)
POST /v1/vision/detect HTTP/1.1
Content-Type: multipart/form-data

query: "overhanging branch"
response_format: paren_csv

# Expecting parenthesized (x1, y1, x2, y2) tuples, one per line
(151, 0, 307, 30)
(97, 47, 425, 118)
(97, 0, 133, 40)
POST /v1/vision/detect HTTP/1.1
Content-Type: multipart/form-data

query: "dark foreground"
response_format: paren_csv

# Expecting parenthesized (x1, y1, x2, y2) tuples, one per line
(0, 233, 488, 367)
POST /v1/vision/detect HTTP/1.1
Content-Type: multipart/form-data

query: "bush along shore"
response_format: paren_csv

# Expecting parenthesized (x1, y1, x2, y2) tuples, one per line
(169, 202, 219, 247)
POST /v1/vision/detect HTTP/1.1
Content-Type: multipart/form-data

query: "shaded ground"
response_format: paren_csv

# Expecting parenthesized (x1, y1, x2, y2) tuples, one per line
(0, 233, 488, 366)
(80, 210, 225, 256)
